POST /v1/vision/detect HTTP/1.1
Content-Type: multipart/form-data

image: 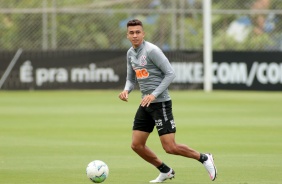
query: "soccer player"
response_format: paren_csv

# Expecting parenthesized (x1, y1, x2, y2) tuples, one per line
(118, 19, 217, 183)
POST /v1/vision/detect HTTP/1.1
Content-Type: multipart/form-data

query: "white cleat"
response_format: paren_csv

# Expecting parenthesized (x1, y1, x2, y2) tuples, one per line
(203, 153, 217, 181)
(149, 168, 175, 183)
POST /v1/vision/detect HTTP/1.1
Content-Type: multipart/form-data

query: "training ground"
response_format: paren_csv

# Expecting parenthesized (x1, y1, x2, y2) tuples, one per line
(0, 90, 281, 184)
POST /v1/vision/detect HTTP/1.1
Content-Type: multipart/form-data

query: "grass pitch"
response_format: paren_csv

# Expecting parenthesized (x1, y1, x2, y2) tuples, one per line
(0, 90, 281, 184)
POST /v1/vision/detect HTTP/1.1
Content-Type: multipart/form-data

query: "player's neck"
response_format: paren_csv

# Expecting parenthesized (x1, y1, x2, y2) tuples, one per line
(133, 40, 144, 49)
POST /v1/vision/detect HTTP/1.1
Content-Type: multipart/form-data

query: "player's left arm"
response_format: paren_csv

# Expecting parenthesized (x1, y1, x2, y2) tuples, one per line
(149, 48, 176, 98)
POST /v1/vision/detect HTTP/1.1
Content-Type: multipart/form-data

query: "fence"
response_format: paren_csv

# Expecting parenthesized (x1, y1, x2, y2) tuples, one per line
(0, 0, 282, 51)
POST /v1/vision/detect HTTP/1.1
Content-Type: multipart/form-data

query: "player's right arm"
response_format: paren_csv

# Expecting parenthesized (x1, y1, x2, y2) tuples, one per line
(119, 90, 129, 102)
(119, 52, 136, 102)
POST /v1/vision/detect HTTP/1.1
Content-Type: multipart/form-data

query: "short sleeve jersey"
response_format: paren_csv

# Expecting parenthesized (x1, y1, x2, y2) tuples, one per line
(124, 41, 176, 103)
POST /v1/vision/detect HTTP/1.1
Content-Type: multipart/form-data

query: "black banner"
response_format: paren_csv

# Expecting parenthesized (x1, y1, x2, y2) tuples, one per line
(213, 51, 282, 90)
(0, 50, 202, 90)
(0, 50, 127, 90)
(0, 50, 281, 90)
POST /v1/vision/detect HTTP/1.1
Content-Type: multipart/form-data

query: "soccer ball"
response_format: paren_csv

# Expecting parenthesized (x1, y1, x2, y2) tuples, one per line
(86, 160, 109, 183)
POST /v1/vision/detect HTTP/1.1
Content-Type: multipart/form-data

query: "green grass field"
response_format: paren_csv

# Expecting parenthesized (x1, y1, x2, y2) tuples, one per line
(0, 90, 281, 184)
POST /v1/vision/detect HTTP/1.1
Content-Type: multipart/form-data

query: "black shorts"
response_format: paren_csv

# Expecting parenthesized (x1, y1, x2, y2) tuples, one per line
(133, 100, 176, 136)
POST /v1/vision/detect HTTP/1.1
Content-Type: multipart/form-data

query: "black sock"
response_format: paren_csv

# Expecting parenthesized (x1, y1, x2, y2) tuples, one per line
(157, 163, 171, 173)
(198, 153, 208, 163)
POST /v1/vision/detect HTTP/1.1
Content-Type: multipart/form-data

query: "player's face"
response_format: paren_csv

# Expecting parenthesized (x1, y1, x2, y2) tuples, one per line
(127, 25, 145, 48)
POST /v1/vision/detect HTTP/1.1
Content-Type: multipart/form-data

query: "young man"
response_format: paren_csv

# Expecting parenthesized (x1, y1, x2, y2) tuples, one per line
(118, 19, 217, 183)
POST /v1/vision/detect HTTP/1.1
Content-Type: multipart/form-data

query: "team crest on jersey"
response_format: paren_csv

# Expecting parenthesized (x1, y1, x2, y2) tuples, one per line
(139, 55, 147, 66)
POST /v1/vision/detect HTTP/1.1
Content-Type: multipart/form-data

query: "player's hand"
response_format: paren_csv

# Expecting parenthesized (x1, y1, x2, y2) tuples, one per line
(141, 94, 155, 107)
(118, 90, 129, 102)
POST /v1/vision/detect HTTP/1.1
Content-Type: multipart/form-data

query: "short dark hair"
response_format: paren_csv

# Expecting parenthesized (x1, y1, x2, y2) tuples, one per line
(127, 19, 143, 28)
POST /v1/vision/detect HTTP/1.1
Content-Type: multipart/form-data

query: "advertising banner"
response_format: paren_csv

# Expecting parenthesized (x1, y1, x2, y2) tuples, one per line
(0, 50, 202, 90)
(0, 50, 127, 90)
(213, 52, 282, 90)
(0, 50, 281, 90)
